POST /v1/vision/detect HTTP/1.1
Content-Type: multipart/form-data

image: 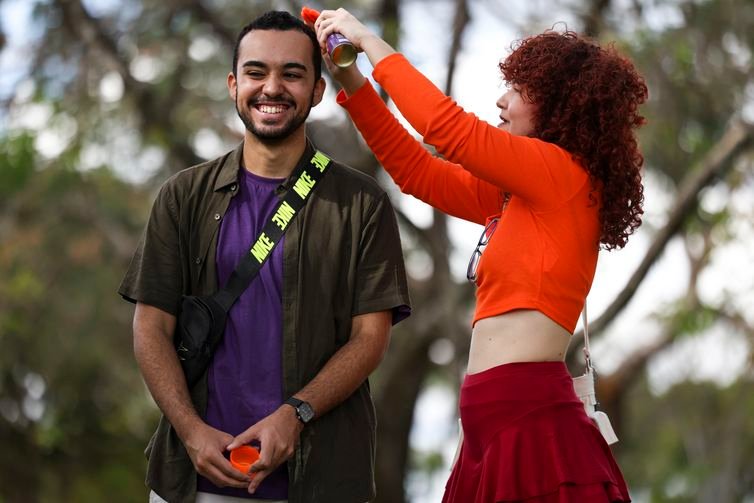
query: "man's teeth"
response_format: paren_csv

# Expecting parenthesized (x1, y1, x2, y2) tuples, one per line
(259, 105, 286, 114)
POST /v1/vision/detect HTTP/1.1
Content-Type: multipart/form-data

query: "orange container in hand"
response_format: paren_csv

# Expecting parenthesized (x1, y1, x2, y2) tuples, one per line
(230, 445, 260, 476)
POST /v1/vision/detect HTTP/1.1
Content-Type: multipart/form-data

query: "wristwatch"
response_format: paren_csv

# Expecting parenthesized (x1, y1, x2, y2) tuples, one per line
(285, 397, 315, 424)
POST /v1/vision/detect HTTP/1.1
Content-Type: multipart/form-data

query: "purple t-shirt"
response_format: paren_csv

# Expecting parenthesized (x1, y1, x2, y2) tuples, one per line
(197, 168, 288, 499)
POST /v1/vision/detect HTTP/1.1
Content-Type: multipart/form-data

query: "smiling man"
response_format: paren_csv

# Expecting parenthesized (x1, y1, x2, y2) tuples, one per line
(230, 27, 323, 145)
(119, 11, 410, 503)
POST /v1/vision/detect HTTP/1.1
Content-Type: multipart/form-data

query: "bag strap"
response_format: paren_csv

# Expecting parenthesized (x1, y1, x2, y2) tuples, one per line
(581, 301, 593, 371)
(578, 301, 619, 444)
(213, 148, 333, 311)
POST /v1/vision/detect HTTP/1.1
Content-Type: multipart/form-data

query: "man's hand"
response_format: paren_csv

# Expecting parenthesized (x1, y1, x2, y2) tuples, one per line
(133, 303, 248, 489)
(223, 310, 390, 494)
(226, 405, 304, 494)
(184, 422, 250, 489)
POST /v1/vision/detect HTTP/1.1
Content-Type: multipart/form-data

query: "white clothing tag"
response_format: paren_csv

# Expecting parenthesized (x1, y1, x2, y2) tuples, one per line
(573, 366, 619, 445)
(592, 410, 619, 445)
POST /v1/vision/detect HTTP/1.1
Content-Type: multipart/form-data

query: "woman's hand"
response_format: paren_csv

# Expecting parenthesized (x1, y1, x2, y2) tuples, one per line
(322, 50, 367, 96)
(314, 8, 375, 52)
(315, 8, 396, 68)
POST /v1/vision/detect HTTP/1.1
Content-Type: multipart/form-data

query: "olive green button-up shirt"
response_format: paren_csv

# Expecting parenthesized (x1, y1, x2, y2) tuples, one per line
(119, 141, 410, 503)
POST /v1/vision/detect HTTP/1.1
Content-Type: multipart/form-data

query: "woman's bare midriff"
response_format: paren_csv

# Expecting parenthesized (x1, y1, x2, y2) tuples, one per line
(467, 309, 572, 374)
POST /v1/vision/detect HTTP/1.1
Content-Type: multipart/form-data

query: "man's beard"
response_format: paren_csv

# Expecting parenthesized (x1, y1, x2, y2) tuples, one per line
(236, 92, 314, 143)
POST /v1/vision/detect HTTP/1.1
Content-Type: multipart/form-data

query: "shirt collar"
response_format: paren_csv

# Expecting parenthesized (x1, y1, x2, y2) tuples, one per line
(214, 139, 318, 193)
(214, 142, 244, 192)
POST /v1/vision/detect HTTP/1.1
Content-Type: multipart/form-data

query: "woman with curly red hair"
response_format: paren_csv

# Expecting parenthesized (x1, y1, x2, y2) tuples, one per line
(314, 8, 646, 503)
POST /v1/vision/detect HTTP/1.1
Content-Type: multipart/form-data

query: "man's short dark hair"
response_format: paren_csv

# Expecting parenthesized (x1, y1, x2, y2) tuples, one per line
(232, 11, 322, 81)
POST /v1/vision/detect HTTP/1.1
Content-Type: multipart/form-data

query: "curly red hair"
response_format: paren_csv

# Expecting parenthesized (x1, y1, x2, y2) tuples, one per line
(499, 30, 647, 250)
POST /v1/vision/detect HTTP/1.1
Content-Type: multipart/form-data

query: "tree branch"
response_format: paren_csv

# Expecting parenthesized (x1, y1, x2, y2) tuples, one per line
(185, 1, 237, 47)
(57, 0, 140, 91)
(444, 0, 470, 97)
(56, 0, 202, 171)
(573, 118, 754, 350)
(581, 0, 612, 37)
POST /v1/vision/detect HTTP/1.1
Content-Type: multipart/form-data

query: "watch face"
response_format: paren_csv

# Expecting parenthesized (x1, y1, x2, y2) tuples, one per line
(298, 402, 315, 423)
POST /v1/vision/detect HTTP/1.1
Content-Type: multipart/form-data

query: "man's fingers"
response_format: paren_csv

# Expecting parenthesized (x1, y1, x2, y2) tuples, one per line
(218, 455, 251, 484)
(202, 458, 249, 489)
(247, 466, 274, 494)
(258, 442, 278, 467)
(227, 426, 258, 451)
(246, 441, 295, 493)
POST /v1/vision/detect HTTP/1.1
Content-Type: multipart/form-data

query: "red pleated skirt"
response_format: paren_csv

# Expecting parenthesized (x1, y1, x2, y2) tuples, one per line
(442, 361, 630, 503)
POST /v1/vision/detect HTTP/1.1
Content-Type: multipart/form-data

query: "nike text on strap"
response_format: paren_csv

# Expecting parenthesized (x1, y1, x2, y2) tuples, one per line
(214, 150, 332, 311)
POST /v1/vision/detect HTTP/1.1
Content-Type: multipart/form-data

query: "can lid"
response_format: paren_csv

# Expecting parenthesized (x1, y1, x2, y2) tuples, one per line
(301, 6, 320, 25)
(230, 445, 260, 475)
(331, 43, 357, 68)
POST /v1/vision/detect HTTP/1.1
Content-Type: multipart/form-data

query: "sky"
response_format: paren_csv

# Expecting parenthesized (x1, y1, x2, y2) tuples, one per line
(0, 0, 34, 106)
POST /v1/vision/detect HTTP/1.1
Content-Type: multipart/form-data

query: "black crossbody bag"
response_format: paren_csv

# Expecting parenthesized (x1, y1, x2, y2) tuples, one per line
(175, 149, 333, 387)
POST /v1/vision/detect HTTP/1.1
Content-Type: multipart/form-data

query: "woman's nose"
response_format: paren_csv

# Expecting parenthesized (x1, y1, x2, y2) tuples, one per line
(496, 91, 509, 110)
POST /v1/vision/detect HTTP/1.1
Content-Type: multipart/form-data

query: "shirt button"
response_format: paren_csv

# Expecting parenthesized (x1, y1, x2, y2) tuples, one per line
(214, 213, 221, 221)
(195, 257, 202, 265)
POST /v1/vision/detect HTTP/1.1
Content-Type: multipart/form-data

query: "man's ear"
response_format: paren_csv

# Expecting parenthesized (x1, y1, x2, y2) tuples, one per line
(227, 71, 237, 101)
(311, 77, 326, 107)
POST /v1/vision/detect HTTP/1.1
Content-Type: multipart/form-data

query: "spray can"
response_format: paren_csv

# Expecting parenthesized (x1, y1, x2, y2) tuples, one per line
(326, 33, 357, 68)
(301, 6, 356, 68)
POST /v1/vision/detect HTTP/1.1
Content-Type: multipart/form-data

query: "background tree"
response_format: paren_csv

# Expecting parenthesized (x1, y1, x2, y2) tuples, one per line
(1, 0, 752, 502)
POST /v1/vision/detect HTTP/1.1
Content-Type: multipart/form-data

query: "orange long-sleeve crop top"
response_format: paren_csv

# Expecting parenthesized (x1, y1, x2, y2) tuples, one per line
(337, 53, 600, 333)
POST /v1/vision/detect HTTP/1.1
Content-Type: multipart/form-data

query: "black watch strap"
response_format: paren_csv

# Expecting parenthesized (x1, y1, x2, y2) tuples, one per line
(285, 397, 315, 424)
